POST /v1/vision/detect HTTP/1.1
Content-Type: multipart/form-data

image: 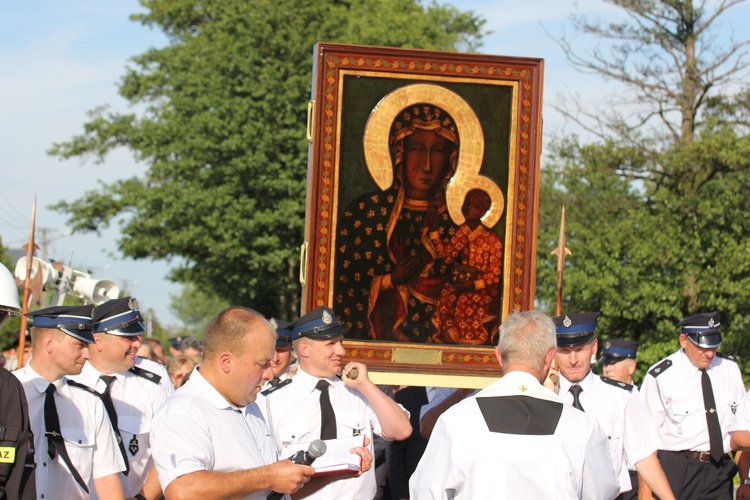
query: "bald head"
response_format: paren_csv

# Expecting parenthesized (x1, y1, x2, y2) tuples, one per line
(200, 307, 276, 406)
(203, 307, 273, 361)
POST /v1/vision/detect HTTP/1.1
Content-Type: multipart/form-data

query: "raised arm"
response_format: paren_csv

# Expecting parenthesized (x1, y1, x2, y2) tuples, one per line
(342, 362, 411, 441)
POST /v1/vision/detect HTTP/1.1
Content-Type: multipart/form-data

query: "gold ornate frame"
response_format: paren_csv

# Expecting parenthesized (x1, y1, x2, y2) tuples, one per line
(301, 44, 543, 387)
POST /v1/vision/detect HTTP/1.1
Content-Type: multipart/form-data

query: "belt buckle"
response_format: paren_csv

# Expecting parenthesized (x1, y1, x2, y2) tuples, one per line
(697, 451, 711, 463)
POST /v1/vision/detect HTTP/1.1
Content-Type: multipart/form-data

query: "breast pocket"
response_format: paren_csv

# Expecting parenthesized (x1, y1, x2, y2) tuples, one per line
(119, 415, 149, 436)
(61, 426, 95, 469)
(279, 424, 310, 447)
(338, 412, 367, 439)
(119, 414, 149, 457)
(718, 392, 740, 416)
(669, 399, 705, 435)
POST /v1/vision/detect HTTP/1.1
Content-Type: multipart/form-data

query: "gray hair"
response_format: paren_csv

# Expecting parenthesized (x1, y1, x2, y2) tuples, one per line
(497, 310, 557, 373)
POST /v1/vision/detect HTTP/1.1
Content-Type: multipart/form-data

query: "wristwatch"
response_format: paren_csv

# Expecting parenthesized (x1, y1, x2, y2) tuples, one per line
(742, 478, 750, 486)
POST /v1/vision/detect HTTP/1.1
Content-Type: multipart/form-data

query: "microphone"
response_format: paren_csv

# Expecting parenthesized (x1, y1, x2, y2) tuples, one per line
(267, 439, 327, 500)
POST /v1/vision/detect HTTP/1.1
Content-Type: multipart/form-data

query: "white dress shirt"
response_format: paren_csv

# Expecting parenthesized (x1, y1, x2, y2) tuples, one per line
(13, 363, 125, 500)
(69, 361, 169, 498)
(559, 371, 662, 493)
(150, 367, 278, 499)
(640, 349, 745, 453)
(262, 367, 382, 500)
(410, 371, 620, 499)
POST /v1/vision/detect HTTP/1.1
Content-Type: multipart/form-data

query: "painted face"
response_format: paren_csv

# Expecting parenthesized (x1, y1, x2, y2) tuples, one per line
(555, 338, 598, 383)
(462, 193, 489, 222)
(679, 334, 717, 369)
(271, 345, 293, 378)
(602, 358, 635, 384)
(303, 335, 347, 378)
(403, 130, 453, 200)
(52, 333, 91, 375)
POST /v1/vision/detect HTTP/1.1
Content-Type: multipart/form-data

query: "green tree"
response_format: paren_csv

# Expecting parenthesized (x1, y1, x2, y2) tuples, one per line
(169, 283, 230, 338)
(541, 1, 750, 383)
(49, 0, 486, 320)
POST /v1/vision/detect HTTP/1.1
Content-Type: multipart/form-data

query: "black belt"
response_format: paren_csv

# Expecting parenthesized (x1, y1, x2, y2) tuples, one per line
(663, 449, 729, 463)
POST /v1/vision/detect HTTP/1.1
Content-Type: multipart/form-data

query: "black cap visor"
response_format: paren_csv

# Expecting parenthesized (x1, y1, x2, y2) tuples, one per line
(686, 332, 722, 349)
(104, 320, 146, 336)
(58, 325, 94, 343)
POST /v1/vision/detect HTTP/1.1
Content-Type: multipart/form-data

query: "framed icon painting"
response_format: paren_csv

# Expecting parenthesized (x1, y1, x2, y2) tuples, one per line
(300, 43, 543, 386)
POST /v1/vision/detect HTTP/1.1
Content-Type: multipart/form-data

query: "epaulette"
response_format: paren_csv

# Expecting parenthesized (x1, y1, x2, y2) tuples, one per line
(261, 378, 292, 396)
(67, 379, 101, 397)
(600, 376, 634, 392)
(129, 366, 162, 385)
(648, 359, 672, 378)
(717, 352, 738, 363)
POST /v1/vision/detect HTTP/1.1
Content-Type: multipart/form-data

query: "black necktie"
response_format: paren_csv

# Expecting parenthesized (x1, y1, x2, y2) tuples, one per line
(316, 380, 337, 440)
(569, 384, 585, 412)
(701, 369, 724, 462)
(269, 377, 281, 387)
(100, 375, 130, 475)
(44, 384, 89, 493)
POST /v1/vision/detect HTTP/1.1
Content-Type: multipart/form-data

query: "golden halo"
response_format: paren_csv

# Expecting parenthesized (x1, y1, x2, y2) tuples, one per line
(362, 83, 485, 191)
(362, 84, 504, 228)
(445, 174, 505, 228)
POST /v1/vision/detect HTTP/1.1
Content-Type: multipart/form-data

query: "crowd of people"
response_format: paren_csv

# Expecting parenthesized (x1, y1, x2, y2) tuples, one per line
(2, 254, 750, 499)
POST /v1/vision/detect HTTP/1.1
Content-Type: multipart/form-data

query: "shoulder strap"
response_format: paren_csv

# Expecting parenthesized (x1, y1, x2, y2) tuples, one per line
(261, 378, 292, 397)
(717, 352, 738, 363)
(599, 376, 634, 391)
(128, 366, 162, 384)
(648, 359, 672, 378)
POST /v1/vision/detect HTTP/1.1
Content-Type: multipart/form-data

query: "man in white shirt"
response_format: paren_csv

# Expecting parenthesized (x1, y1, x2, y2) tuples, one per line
(150, 307, 317, 499)
(641, 311, 745, 498)
(14, 304, 126, 500)
(263, 306, 411, 499)
(410, 310, 620, 499)
(69, 297, 168, 500)
(554, 312, 674, 499)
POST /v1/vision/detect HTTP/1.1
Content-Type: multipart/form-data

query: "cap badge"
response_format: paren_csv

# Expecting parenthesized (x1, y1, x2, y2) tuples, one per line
(322, 310, 333, 325)
(128, 297, 140, 311)
(563, 315, 572, 328)
(605, 341, 611, 349)
(708, 318, 715, 328)
(269, 318, 278, 330)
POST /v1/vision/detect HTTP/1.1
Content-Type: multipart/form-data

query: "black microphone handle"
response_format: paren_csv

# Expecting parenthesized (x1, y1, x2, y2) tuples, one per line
(266, 452, 314, 500)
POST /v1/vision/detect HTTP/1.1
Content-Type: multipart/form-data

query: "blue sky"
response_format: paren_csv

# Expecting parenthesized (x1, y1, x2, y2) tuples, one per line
(2, 0, 748, 328)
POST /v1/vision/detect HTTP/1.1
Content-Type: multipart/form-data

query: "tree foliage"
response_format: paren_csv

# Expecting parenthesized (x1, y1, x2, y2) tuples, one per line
(554, 0, 750, 145)
(49, 0, 487, 320)
(540, 0, 750, 383)
(168, 282, 230, 337)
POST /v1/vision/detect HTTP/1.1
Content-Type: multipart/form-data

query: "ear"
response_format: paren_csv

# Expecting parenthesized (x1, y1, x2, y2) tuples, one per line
(678, 333, 688, 350)
(297, 339, 311, 359)
(494, 346, 503, 370)
(544, 347, 556, 370)
(627, 359, 637, 376)
(43, 332, 56, 355)
(92, 333, 105, 353)
(218, 351, 233, 374)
